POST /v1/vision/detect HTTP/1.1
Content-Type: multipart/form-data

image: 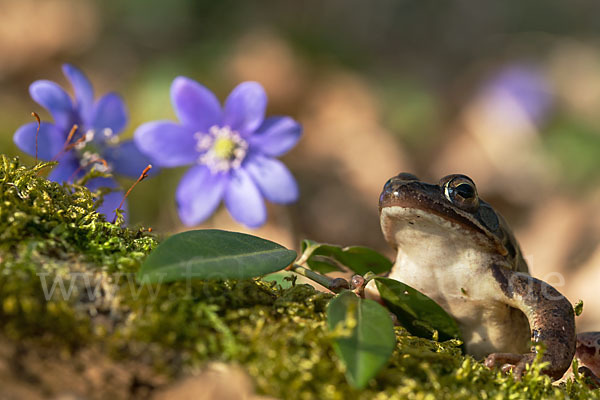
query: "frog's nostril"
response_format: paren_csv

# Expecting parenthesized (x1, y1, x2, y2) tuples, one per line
(379, 191, 387, 203)
(383, 181, 401, 197)
(383, 174, 417, 198)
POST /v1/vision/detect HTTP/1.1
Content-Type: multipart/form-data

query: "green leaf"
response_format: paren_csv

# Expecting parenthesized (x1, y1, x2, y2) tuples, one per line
(306, 258, 343, 273)
(327, 291, 396, 389)
(262, 272, 295, 289)
(337, 247, 393, 275)
(137, 229, 297, 283)
(574, 300, 584, 316)
(300, 239, 392, 275)
(300, 239, 344, 273)
(374, 277, 461, 342)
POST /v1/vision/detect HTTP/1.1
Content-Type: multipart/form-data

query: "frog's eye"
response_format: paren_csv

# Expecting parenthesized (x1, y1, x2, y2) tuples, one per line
(442, 175, 479, 212)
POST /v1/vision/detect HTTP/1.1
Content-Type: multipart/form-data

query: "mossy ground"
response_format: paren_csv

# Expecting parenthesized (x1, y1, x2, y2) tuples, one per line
(0, 154, 598, 399)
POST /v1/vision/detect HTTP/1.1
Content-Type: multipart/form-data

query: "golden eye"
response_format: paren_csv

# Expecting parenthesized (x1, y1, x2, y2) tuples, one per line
(442, 175, 479, 212)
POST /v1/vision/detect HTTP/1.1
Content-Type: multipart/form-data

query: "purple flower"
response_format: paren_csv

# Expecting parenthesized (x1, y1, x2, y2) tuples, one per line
(481, 65, 552, 126)
(134, 77, 301, 228)
(13, 64, 155, 219)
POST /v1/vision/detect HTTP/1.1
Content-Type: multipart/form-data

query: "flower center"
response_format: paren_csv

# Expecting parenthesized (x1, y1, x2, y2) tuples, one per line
(195, 125, 248, 173)
(213, 137, 237, 160)
(74, 129, 114, 173)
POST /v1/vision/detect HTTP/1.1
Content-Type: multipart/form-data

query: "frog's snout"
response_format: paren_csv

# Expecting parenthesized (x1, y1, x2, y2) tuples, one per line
(393, 172, 420, 182)
(380, 173, 419, 203)
(380, 178, 400, 204)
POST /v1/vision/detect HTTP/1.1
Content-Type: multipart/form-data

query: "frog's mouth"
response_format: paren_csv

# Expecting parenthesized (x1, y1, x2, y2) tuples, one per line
(379, 205, 499, 253)
(379, 179, 487, 234)
(379, 179, 506, 255)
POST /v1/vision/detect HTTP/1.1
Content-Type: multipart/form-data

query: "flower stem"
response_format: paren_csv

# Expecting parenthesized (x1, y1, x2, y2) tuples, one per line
(286, 263, 349, 293)
(51, 124, 79, 162)
(37, 124, 81, 177)
(31, 112, 40, 164)
(112, 164, 152, 224)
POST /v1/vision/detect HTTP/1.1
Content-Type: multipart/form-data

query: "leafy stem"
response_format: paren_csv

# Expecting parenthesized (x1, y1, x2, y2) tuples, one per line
(286, 263, 349, 293)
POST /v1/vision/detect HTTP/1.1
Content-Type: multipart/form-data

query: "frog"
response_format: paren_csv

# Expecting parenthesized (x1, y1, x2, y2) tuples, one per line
(365, 172, 600, 381)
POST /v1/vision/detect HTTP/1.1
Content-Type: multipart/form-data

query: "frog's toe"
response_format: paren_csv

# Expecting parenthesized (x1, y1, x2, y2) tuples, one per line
(484, 353, 524, 369)
(513, 354, 536, 379)
(484, 352, 535, 380)
(576, 332, 600, 378)
(578, 366, 600, 388)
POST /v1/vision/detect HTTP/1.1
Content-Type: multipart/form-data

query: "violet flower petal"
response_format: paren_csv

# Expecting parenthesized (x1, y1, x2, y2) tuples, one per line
(29, 80, 74, 129)
(47, 153, 80, 183)
(62, 64, 94, 125)
(92, 93, 128, 135)
(86, 177, 126, 222)
(98, 189, 127, 223)
(13, 122, 65, 160)
(103, 140, 158, 179)
(223, 82, 267, 136)
(224, 167, 266, 228)
(249, 116, 302, 157)
(134, 121, 198, 167)
(245, 154, 298, 204)
(85, 176, 119, 192)
(176, 165, 228, 226)
(171, 77, 222, 132)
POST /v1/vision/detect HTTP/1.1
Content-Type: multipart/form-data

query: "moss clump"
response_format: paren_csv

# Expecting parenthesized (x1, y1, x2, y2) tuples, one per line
(0, 155, 599, 399)
(0, 156, 156, 347)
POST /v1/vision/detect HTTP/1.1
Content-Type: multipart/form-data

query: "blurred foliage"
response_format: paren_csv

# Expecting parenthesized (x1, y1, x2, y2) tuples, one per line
(544, 118, 600, 187)
(3, 0, 600, 232)
(378, 78, 441, 156)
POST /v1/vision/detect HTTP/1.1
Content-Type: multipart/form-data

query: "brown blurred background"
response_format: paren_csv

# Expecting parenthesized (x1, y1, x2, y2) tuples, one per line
(2, 0, 600, 330)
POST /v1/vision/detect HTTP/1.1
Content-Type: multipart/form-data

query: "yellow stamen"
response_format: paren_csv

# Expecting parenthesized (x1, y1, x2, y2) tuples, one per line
(213, 137, 236, 160)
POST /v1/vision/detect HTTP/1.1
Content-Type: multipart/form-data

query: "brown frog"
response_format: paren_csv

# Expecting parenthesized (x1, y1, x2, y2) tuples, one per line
(366, 172, 600, 381)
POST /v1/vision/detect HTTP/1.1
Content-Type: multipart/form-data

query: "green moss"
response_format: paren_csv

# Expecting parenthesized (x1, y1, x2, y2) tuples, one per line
(0, 155, 598, 399)
(0, 156, 156, 347)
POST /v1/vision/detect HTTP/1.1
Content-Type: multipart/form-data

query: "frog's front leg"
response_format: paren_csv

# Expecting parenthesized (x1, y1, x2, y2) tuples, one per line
(485, 265, 576, 380)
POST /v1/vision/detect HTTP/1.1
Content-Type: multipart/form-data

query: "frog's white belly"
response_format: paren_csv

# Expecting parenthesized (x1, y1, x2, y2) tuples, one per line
(374, 207, 531, 359)
(387, 258, 530, 358)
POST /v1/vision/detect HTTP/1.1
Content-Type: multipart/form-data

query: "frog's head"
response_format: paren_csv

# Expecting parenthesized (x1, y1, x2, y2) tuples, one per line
(379, 173, 524, 267)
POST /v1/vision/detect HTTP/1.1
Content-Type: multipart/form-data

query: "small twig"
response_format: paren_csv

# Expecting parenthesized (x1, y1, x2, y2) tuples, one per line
(63, 136, 88, 153)
(37, 124, 80, 177)
(31, 112, 40, 164)
(51, 124, 79, 162)
(286, 263, 349, 293)
(112, 165, 152, 224)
